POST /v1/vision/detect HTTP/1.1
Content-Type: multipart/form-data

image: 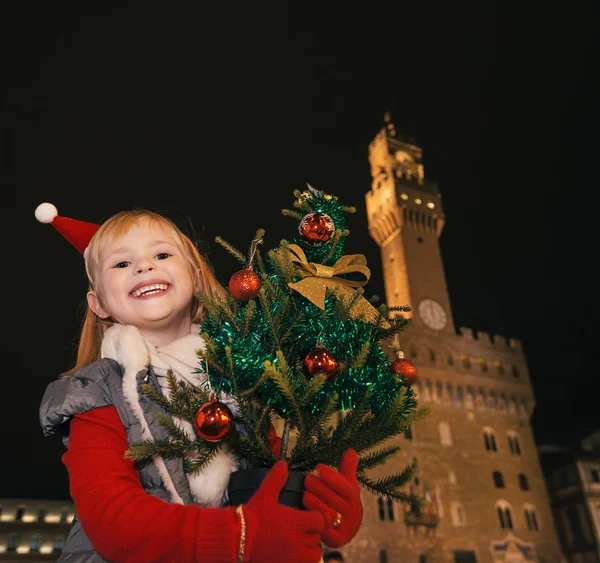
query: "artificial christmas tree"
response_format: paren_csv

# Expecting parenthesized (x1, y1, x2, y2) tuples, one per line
(126, 185, 429, 509)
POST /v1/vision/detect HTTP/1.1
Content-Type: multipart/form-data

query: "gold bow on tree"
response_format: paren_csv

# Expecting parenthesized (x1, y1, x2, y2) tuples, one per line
(285, 244, 384, 325)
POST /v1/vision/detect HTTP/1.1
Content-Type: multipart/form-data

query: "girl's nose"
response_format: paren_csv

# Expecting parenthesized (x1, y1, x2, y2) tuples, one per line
(135, 261, 156, 274)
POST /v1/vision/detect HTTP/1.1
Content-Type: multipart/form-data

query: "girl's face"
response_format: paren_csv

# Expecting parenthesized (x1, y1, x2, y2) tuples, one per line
(87, 217, 198, 345)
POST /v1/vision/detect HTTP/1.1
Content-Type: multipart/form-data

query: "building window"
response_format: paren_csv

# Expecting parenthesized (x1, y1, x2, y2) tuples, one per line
(38, 508, 47, 522)
(454, 551, 477, 563)
(448, 354, 454, 366)
(509, 396, 518, 414)
(464, 386, 474, 409)
(419, 555, 428, 563)
(439, 422, 453, 446)
(387, 498, 395, 521)
(30, 533, 42, 553)
(410, 347, 418, 359)
(487, 390, 497, 409)
(16, 506, 25, 521)
(493, 471, 505, 488)
(508, 433, 522, 455)
(424, 380, 432, 402)
(54, 535, 66, 554)
(496, 501, 514, 529)
(7, 533, 20, 552)
(495, 361, 505, 375)
(524, 506, 539, 531)
(499, 393, 508, 410)
(429, 349, 436, 363)
(60, 506, 70, 523)
(484, 428, 498, 452)
(446, 383, 454, 403)
(434, 382, 443, 403)
(379, 549, 389, 563)
(451, 501, 466, 526)
(519, 473, 530, 491)
(565, 506, 584, 542)
(475, 388, 486, 409)
(404, 426, 413, 440)
(461, 355, 471, 369)
(454, 385, 464, 406)
(479, 359, 488, 372)
(378, 497, 385, 521)
(512, 365, 520, 378)
(590, 469, 599, 483)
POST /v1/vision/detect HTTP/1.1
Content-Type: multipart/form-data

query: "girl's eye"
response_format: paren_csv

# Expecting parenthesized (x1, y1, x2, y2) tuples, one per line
(114, 261, 130, 269)
(156, 252, 171, 260)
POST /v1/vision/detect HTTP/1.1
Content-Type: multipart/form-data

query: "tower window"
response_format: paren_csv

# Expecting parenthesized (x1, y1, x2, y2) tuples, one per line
(387, 498, 395, 521)
(484, 428, 498, 452)
(461, 355, 471, 369)
(38, 508, 47, 522)
(495, 361, 505, 375)
(495, 502, 514, 529)
(378, 497, 385, 520)
(379, 549, 389, 563)
(417, 236, 424, 244)
(16, 506, 25, 521)
(508, 433, 522, 455)
(493, 471, 505, 488)
(590, 469, 600, 483)
(524, 507, 539, 531)
(429, 349, 436, 362)
(512, 365, 520, 378)
(519, 473, 530, 491)
(404, 426, 413, 440)
(479, 359, 488, 372)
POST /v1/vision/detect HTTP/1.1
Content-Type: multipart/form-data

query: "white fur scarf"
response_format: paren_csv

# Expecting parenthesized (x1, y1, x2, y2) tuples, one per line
(101, 323, 239, 506)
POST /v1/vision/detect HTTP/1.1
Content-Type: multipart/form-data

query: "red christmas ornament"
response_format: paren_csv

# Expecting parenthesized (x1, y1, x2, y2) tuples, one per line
(229, 269, 261, 300)
(303, 345, 339, 380)
(392, 351, 418, 385)
(299, 212, 335, 246)
(194, 400, 234, 442)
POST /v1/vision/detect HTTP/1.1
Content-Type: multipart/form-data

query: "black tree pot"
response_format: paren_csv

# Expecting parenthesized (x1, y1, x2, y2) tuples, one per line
(227, 467, 306, 509)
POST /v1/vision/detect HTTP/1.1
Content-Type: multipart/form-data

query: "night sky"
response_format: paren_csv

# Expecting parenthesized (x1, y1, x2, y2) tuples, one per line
(3, 3, 598, 500)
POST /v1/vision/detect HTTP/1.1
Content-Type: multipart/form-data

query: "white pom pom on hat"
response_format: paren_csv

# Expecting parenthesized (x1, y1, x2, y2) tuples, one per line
(34, 202, 101, 255)
(35, 202, 58, 224)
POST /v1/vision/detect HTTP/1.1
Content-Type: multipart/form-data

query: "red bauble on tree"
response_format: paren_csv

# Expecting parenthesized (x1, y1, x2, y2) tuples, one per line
(303, 344, 339, 380)
(229, 269, 261, 300)
(391, 351, 418, 386)
(194, 400, 234, 442)
(298, 211, 335, 246)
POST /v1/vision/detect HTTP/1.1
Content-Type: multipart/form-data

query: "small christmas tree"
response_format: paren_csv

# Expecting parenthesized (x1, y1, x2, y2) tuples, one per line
(127, 186, 430, 504)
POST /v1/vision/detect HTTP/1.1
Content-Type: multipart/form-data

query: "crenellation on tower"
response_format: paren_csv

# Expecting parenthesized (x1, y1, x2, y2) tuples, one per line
(476, 331, 491, 345)
(508, 338, 523, 352)
(493, 334, 507, 347)
(459, 327, 474, 340)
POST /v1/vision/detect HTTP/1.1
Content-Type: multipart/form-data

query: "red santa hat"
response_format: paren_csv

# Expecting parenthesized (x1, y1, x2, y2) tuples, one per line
(35, 202, 101, 255)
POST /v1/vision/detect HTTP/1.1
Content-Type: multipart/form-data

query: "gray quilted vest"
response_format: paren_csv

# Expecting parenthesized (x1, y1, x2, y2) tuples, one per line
(39, 358, 198, 563)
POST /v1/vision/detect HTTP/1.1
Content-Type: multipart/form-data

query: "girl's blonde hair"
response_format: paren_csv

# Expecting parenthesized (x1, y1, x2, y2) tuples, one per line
(63, 209, 226, 376)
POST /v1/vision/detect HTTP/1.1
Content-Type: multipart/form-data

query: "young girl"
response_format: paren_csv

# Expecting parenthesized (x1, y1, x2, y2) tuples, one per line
(35, 203, 363, 563)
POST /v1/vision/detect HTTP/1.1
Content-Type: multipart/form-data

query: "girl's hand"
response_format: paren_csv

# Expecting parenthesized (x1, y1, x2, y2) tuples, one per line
(302, 448, 364, 548)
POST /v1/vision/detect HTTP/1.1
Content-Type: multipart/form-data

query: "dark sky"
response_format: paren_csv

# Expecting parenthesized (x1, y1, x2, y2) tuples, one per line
(3, 3, 598, 500)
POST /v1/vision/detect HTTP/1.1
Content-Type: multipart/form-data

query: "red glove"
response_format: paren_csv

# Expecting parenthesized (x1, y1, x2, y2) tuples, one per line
(246, 461, 325, 562)
(303, 448, 363, 548)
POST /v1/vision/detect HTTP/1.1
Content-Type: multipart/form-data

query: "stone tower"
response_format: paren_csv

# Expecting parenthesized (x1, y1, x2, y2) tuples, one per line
(338, 115, 565, 563)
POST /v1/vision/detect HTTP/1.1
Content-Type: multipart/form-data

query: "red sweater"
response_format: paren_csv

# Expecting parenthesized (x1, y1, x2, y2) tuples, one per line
(63, 406, 257, 563)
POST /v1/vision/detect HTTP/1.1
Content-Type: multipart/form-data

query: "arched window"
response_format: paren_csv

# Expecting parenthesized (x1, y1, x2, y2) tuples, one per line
(493, 471, 505, 488)
(499, 393, 508, 411)
(461, 355, 472, 369)
(509, 396, 518, 414)
(475, 388, 486, 409)
(519, 473, 529, 491)
(423, 380, 432, 402)
(38, 507, 47, 522)
(487, 390, 497, 409)
(7, 533, 20, 553)
(439, 422, 453, 446)
(454, 385, 464, 406)
(451, 501, 466, 526)
(379, 549, 389, 563)
(446, 383, 454, 403)
(60, 506, 70, 523)
(479, 359, 488, 372)
(464, 386, 474, 409)
(387, 498, 395, 521)
(495, 501, 514, 529)
(434, 381, 443, 403)
(16, 506, 25, 521)
(524, 505, 539, 531)
(495, 361, 505, 375)
(508, 432, 522, 455)
(483, 427, 498, 452)
(30, 533, 42, 553)
(378, 497, 385, 521)
(53, 535, 66, 554)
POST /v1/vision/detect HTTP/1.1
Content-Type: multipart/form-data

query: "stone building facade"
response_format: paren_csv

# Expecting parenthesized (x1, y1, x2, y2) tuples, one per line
(337, 116, 565, 563)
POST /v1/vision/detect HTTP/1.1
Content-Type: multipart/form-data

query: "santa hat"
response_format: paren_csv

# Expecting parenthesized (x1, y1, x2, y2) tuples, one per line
(35, 203, 101, 255)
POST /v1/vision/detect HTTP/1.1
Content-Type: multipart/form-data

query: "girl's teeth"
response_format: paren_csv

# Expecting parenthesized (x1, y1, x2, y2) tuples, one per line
(132, 284, 168, 297)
